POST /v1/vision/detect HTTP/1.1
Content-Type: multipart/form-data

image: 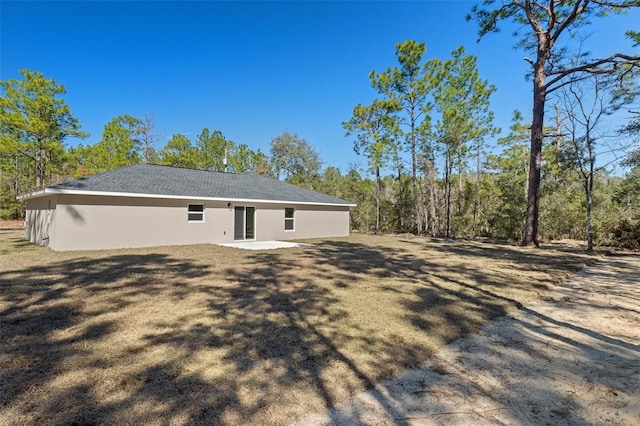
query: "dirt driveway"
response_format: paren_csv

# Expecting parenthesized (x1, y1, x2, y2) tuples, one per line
(296, 253, 640, 425)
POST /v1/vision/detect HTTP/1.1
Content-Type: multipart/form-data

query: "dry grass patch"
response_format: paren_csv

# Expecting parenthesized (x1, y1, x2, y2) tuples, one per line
(0, 232, 593, 425)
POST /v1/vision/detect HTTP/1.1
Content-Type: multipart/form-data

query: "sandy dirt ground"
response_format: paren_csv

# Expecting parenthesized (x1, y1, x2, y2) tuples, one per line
(296, 253, 640, 426)
(0, 220, 24, 229)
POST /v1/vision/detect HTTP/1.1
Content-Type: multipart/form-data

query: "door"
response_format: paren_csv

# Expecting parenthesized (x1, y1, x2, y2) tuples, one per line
(234, 206, 255, 240)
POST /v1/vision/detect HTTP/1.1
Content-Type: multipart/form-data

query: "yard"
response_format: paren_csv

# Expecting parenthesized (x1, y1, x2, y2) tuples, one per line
(0, 231, 592, 425)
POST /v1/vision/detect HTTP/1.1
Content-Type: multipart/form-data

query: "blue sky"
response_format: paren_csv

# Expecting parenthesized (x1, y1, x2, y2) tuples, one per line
(2, 1, 639, 174)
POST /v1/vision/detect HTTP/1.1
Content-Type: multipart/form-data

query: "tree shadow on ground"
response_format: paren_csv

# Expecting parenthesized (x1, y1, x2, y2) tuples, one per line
(0, 236, 594, 425)
(0, 253, 210, 424)
(309, 254, 640, 425)
(0, 236, 36, 255)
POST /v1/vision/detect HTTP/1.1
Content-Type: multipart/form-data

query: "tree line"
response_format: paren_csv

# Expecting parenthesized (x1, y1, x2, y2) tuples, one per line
(341, 1, 640, 249)
(0, 69, 324, 218)
(2, 1, 640, 250)
(0, 68, 639, 249)
(468, 0, 640, 246)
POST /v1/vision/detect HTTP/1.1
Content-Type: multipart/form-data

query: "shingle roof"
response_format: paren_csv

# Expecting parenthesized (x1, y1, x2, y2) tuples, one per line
(37, 164, 354, 206)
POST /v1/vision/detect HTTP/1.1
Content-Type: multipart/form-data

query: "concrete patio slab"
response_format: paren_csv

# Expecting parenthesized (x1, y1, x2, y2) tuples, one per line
(217, 240, 313, 250)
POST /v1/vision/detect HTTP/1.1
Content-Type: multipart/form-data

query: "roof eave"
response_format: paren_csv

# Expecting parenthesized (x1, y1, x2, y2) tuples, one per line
(16, 189, 49, 201)
(20, 188, 357, 207)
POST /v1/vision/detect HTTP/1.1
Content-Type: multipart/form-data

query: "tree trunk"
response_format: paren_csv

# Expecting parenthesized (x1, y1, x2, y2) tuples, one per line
(523, 40, 549, 247)
(397, 166, 403, 232)
(445, 146, 453, 238)
(457, 144, 464, 218)
(14, 155, 19, 200)
(375, 165, 381, 234)
(426, 159, 438, 237)
(35, 145, 43, 190)
(586, 147, 595, 252)
(473, 140, 481, 236)
(431, 185, 439, 236)
(410, 105, 422, 234)
(585, 176, 593, 251)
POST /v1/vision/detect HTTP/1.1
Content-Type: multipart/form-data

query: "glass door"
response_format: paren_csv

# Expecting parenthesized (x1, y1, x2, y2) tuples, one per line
(245, 207, 255, 240)
(234, 206, 256, 240)
(234, 207, 244, 240)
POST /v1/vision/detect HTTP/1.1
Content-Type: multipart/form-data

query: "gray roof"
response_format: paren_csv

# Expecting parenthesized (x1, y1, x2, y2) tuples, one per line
(43, 164, 354, 206)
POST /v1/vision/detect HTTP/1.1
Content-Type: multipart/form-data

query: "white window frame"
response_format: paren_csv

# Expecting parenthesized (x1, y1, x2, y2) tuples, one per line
(284, 207, 295, 231)
(188, 204, 205, 223)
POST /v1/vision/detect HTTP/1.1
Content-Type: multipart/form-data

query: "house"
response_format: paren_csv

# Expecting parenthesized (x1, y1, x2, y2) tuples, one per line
(19, 164, 355, 251)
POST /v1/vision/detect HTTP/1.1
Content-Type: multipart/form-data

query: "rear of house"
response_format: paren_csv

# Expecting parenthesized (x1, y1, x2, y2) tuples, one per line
(20, 164, 354, 251)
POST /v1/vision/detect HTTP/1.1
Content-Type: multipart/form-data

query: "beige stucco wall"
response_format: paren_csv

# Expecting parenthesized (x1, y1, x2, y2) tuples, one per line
(27, 195, 351, 251)
(50, 195, 235, 251)
(253, 203, 350, 241)
(25, 195, 57, 247)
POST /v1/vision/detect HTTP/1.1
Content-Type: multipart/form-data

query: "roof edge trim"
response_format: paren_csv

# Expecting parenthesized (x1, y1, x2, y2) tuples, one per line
(16, 189, 47, 201)
(19, 188, 357, 207)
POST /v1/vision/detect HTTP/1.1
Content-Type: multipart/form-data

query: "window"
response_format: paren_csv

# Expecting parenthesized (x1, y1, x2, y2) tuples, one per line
(188, 204, 204, 222)
(284, 207, 295, 231)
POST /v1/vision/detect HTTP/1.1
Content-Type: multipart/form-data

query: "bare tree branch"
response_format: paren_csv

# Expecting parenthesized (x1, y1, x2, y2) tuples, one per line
(546, 53, 640, 90)
(550, 0, 588, 43)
